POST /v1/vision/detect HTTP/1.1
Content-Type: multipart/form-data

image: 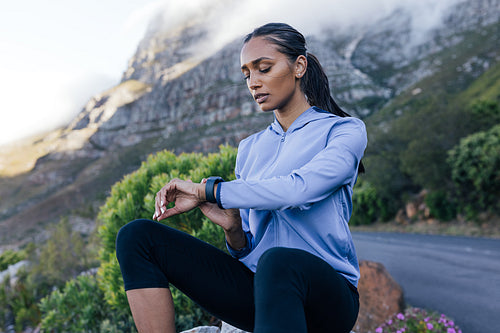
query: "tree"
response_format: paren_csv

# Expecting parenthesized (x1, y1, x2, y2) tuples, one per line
(31, 218, 92, 287)
(447, 124, 500, 216)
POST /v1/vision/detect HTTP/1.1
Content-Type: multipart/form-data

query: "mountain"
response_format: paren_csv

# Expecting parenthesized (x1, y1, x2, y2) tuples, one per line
(0, 0, 499, 249)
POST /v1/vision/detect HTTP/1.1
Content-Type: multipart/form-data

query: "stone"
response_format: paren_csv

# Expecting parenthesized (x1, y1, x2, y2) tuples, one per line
(221, 322, 251, 333)
(353, 260, 405, 333)
(180, 326, 220, 333)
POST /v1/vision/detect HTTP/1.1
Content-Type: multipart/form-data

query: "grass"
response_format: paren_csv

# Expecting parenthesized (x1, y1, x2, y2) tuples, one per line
(0, 129, 63, 177)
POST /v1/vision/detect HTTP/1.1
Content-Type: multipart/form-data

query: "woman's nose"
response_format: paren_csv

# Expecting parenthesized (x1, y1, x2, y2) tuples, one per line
(248, 74, 262, 90)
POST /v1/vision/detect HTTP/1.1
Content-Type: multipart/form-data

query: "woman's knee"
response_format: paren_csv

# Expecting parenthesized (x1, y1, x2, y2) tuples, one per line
(256, 247, 302, 282)
(116, 219, 156, 258)
(257, 247, 300, 269)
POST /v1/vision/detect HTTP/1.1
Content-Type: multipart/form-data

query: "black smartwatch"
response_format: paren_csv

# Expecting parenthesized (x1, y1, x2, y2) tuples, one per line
(205, 176, 224, 203)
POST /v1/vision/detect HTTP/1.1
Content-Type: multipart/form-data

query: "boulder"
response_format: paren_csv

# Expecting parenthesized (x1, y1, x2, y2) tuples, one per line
(180, 326, 220, 333)
(179, 323, 250, 333)
(220, 322, 250, 333)
(353, 260, 405, 333)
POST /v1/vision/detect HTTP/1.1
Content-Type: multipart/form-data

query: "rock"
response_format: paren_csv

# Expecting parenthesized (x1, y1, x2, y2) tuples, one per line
(180, 326, 220, 333)
(353, 260, 405, 333)
(221, 322, 250, 333)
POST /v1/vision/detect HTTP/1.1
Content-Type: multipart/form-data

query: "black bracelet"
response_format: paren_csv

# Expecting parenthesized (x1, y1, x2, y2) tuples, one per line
(205, 176, 224, 203)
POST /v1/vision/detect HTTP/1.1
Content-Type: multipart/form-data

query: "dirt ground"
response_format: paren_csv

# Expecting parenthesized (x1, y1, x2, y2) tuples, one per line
(351, 216, 500, 239)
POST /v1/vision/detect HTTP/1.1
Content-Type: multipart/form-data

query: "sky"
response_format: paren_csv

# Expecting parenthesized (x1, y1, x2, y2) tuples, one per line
(0, 0, 164, 145)
(0, 0, 463, 146)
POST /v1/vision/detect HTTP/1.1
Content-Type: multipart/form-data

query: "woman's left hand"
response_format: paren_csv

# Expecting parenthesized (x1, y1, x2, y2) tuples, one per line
(153, 178, 205, 221)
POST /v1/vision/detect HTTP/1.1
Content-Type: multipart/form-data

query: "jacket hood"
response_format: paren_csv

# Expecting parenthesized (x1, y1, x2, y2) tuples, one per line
(269, 106, 335, 135)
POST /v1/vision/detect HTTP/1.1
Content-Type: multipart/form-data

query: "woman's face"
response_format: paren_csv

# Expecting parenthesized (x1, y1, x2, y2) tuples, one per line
(240, 36, 303, 112)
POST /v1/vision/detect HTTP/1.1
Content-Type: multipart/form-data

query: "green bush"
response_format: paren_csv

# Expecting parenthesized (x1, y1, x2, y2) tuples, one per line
(0, 268, 42, 332)
(424, 190, 457, 221)
(351, 179, 389, 225)
(0, 249, 27, 271)
(39, 273, 108, 333)
(447, 124, 500, 216)
(97, 145, 238, 331)
(0, 216, 96, 332)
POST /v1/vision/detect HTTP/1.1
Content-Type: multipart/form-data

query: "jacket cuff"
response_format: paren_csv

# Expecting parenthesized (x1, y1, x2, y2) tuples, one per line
(216, 181, 224, 209)
(226, 231, 253, 259)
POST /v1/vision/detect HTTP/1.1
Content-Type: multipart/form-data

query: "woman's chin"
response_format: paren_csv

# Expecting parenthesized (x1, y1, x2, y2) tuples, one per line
(257, 103, 275, 112)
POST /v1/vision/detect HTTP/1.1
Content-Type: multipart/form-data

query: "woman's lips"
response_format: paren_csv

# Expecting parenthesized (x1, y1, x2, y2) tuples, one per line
(254, 93, 268, 103)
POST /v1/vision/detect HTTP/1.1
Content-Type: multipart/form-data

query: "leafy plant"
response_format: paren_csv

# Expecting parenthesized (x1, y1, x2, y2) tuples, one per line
(0, 268, 42, 332)
(424, 190, 457, 222)
(39, 273, 108, 333)
(0, 249, 28, 271)
(351, 179, 389, 225)
(375, 307, 462, 333)
(447, 124, 500, 216)
(97, 145, 238, 331)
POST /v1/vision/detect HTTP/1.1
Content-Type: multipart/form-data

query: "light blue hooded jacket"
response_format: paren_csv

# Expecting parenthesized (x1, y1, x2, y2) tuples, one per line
(217, 106, 367, 287)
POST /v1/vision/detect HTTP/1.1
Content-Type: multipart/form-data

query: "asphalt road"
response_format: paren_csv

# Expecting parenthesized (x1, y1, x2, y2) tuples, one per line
(352, 232, 500, 333)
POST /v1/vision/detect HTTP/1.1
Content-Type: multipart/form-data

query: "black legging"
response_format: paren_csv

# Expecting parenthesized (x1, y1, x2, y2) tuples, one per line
(116, 219, 359, 333)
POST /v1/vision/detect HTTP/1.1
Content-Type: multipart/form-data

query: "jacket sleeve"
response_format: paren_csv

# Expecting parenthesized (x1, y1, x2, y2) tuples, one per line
(219, 117, 367, 211)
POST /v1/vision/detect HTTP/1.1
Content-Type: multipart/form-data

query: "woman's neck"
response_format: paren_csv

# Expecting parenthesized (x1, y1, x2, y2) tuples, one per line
(274, 94, 311, 132)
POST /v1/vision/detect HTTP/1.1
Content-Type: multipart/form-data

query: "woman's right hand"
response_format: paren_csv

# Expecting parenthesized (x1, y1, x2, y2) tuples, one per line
(199, 201, 242, 232)
(199, 179, 247, 250)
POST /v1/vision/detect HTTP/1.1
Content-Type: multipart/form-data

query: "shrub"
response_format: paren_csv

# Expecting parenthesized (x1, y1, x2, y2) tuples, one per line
(447, 124, 500, 217)
(97, 145, 238, 331)
(375, 307, 462, 333)
(39, 273, 108, 333)
(424, 190, 457, 221)
(350, 179, 392, 225)
(0, 249, 27, 272)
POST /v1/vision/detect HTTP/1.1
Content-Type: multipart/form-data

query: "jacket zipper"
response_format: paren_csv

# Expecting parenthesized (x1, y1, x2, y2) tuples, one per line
(275, 132, 286, 246)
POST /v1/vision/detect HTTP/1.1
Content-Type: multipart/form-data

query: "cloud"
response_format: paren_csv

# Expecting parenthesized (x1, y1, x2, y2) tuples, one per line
(149, 0, 465, 59)
(0, 69, 115, 146)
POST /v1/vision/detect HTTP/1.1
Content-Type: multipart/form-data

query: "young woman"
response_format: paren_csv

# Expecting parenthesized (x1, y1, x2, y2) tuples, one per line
(116, 23, 367, 333)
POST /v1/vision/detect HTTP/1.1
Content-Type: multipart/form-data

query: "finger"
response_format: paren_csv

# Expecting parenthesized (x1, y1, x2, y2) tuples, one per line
(157, 205, 182, 221)
(154, 191, 163, 220)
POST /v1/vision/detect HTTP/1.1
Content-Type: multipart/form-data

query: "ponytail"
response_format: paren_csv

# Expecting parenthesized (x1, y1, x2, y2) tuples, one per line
(303, 53, 365, 173)
(244, 23, 365, 173)
(302, 53, 351, 117)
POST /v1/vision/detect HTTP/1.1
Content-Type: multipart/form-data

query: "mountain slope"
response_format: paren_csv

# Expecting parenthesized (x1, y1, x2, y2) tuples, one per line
(0, 0, 499, 249)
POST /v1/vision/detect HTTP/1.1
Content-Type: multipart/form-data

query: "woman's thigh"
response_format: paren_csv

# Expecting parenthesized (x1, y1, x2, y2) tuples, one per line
(116, 219, 255, 331)
(254, 247, 359, 333)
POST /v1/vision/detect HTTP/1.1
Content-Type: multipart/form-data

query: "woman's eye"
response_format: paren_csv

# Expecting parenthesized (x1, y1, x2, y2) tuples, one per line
(260, 67, 271, 73)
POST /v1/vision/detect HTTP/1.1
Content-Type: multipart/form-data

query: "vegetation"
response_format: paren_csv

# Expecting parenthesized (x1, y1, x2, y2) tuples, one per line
(1, 146, 238, 332)
(447, 124, 500, 218)
(358, 58, 500, 224)
(0, 249, 28, 272)
(376, 307, 462, 333)
(96, 145, 237, 332)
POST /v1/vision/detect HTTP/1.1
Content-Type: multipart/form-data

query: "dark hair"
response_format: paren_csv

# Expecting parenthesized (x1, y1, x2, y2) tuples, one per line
(244, 23, 365, 173)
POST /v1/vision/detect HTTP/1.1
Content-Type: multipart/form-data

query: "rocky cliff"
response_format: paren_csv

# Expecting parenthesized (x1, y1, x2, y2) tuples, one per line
(0, 0, 499, 248)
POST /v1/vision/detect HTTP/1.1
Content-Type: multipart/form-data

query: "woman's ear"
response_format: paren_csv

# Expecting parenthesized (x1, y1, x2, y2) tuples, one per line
(295, 55, 307, 78)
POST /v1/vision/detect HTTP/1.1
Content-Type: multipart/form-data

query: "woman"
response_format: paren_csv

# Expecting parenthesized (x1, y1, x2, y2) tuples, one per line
(116, 23, 367, 333)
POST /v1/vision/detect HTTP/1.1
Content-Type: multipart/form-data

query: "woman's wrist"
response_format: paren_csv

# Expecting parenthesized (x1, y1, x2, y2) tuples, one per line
(225, 226, 246, 251)
(204, 176, 224, 204)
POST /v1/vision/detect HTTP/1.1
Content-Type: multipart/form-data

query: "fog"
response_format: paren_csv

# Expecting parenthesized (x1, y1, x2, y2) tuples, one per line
(151, 0, 465, 59)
